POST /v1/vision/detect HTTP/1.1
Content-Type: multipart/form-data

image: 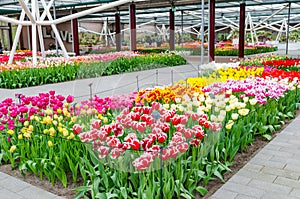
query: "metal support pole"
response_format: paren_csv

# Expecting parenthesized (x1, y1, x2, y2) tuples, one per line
(238, 1, 246, 59)
(53, 0, 58, 56)
(72, 10, 80, 56)
(31, 0, 37, 66)
(115, 12, 121, 52)
(105, 18, 109, 46)
(169, 9, 175, 51)
(8, 1, 27, 64)
(36, 0, 45, 58)
(129, 3, 136, 51)
(286, 2, 291, 55)
(27, 24, 31, 50)
(181, 10, 183, 47)
(209, 0, 215, 62)
(201, 0, 205, 65)
(8, 23, 13, 50)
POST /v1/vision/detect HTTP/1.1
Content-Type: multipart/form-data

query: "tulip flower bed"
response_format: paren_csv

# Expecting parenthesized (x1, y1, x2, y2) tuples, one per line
(239, 54, 289, 67)
(0, 50, 35, 63)
(0, 56, 300, 198)
(215, 45, 278, 56)
(262, 59, 300, 71)
(0, 52, 186, 89)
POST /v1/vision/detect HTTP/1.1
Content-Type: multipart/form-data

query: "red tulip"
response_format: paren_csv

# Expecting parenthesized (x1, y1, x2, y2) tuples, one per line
(73, 124, 83, 134)
(130, 140, 141, 150)
(66, 95, 74, 103)
(98, 146, 110, 158)
(90, 120, 102, 130)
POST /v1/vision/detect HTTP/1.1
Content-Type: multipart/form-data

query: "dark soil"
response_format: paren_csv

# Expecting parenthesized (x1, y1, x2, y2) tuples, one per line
(0, 109, 299, 199)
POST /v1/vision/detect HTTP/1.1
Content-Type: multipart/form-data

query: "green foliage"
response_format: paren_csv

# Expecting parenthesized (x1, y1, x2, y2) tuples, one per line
(215, 46, 278, 56)
(135, 48, 168, 54)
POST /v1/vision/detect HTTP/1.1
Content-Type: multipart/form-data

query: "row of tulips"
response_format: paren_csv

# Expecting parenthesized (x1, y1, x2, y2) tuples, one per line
(262, 58, 300, 72)
(0, 52, 186, 89)
(0, 52, 137, 74)
(0, 56, 299, 198)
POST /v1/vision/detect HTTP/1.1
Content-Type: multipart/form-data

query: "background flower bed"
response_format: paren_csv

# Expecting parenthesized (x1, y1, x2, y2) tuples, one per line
(0, 55, 300, 198)
(82, 41, 277, 56)
(215, 46, 278, 56)
(0, 52, 186, 89)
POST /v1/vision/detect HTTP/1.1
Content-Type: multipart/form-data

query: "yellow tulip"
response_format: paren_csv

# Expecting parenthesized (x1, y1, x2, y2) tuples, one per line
(57, 108, 62, 114)
(53, 114, 59, 120)
(49, 127, 56, 137)
(9, 145, 16, 153)
(63, 129, 69, 137)
(18, 134, 23, 140)
(34, 116, 40, 122)
(45, 109, 52, 115)
(28, 125, 34, 132)
(238, 108, 250, 116)
(249, 98, 257, 106)
(231, 113, 239, 120)
(23, 133, 31, 138)
(7, 130, 14, 136)
(103, 117, 108, 124)
(48, 140, 53, 147)
(24, 121, 29, 127)
(43, 116, 52, 125)
(71, 116, 77, 123)
(69, 133, 75, 139)
(52, 120, 58, 126)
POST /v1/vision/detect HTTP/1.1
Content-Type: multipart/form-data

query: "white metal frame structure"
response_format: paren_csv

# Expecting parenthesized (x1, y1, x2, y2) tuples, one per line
(0, 0, 300, 64)
(1, 0, 140, 65)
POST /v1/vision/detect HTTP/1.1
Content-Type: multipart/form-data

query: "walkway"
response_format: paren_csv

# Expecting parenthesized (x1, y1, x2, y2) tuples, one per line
(0, 172, 63, 199)
(0, 50, 299, 198)
(210, 115, 300, 199)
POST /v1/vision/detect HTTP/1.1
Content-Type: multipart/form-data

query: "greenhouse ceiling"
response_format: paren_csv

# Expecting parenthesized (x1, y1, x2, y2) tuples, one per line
(1, 0, 300, 27)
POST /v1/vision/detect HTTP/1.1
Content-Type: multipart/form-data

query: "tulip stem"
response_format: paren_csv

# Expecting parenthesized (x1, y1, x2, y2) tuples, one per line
(160, 146, 163, 199)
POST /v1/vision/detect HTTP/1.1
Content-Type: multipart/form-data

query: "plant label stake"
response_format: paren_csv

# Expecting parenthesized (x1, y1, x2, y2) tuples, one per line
(136, 76, 139, 91)
(73, 103, 77, 116)
(88, 83, 93, 109)
(156, 70, 159, 86)
(171, 70, 174, 86)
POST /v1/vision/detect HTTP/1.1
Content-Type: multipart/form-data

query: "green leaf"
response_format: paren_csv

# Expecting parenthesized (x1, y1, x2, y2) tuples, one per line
(262, 134, 273, 141)
(96, 193, 107, 199)
(213, 170, 225, 183)
(268, 125, 275, 133)
(287, 111, 295, 119)
(260, 126, 269, 134)
(106, 193, 119, 199)
(180, 193, 192, 199)
(120, 187, 127, 199)
(195, 186, 208, 196)
(274, 124, 281, 130)
(74, 186, 91, 192)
